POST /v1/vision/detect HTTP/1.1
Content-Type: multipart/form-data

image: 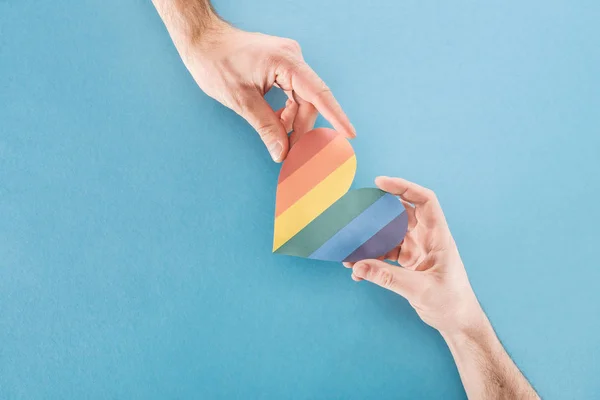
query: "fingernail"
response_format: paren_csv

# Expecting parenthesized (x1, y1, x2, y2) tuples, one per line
(349, 123, 357, 138)
(268, 142, 283, 162)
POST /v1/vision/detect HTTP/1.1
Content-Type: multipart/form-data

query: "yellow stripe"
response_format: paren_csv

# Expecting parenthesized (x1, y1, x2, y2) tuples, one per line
(273, 155, 356, 251)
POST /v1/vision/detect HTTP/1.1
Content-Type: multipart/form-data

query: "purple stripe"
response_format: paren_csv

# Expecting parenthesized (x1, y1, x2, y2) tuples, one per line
(343, 211, 408, 262)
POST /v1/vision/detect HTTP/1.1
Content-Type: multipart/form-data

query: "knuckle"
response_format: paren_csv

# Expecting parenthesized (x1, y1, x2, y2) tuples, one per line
(281, 39, 301, 53)
(265, 53, 284, 70)
(315, 85, 331, 96)
(311, 79, 331, 97)
(353, 263, 369, 277)
(229, 85, 252, 113)
(284, 57, 306, 73)
(424, 188, 437, 201)
(236, 95, 251, 113)
(377, 269, 396, 289)
(255, 122, 279, 139)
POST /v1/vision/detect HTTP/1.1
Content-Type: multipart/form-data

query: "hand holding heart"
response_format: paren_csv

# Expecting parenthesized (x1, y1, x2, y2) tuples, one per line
(155, 12, 355, 162)
(344, 176, 484, 337)
(273, 128, 483, 336)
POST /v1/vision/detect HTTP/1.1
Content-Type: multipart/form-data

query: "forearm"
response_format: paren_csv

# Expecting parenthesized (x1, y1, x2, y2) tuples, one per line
(442, 311, 539, 399)
(152, 0, 225, 49)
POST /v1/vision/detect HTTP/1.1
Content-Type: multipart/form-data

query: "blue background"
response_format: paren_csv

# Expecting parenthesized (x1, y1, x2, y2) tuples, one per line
(1, 0, 599, 398)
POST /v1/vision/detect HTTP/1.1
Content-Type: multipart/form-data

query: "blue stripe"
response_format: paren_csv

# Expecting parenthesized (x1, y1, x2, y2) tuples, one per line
(308, 193, 402, 261)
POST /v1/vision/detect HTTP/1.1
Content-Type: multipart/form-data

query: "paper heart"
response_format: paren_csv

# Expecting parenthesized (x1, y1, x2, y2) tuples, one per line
(273, 128, 408, 262)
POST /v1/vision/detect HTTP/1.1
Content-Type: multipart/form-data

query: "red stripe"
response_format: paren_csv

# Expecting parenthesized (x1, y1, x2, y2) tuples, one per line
(278, 128, 339, 184)
(275, 135, 354, 217)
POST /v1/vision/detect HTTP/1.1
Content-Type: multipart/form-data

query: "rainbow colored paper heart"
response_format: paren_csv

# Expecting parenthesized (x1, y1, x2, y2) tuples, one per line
(273, 128, 408, 262)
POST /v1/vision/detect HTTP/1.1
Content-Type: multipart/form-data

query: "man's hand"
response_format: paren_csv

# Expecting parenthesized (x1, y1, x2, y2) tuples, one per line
(344, 176, 481, 335)
(345, 176, 539, 399)
(152, 0, 355, 162)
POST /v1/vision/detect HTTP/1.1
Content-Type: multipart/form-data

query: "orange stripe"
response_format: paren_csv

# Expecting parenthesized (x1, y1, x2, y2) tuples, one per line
(278, 128, 339, 184)
(275, 134, 354, 217)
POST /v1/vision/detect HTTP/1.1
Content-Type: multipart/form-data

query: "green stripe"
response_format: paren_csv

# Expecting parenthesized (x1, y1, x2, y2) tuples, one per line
(275, 188, 386, 258)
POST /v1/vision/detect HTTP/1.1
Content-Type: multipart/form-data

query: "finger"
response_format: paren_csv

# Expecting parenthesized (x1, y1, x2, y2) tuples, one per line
(375, 176, 437, 206)
(384, 246, 400, 262)
(240, 92, 289, 162)
(278, 60, 355, 139)
(400, 200, 417, 231)
(397, 235, 423, 270)
(345, 261, 362, 280)
(289, 93, 318, 145)
(352, 259, 422, 299)
(278, 99, 298, 133)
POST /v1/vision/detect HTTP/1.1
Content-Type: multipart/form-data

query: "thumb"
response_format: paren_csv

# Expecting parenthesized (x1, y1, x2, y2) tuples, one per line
(352, 259, 422, 300)
(240, 92, 289, 162)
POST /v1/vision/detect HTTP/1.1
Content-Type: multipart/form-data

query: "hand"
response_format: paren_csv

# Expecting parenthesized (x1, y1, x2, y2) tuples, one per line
(346, 177, 540, 398)
(344, 176, 484, 336)
(171, 18, 355, 162)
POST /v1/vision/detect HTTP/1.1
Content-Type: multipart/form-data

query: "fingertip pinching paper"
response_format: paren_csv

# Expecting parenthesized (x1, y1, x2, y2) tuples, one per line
(273, 128, 408, 262)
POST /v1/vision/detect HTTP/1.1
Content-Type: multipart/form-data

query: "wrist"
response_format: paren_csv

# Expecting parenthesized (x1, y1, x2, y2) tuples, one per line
(439, 297, 491, 344)
(441, 310, 500, 360)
